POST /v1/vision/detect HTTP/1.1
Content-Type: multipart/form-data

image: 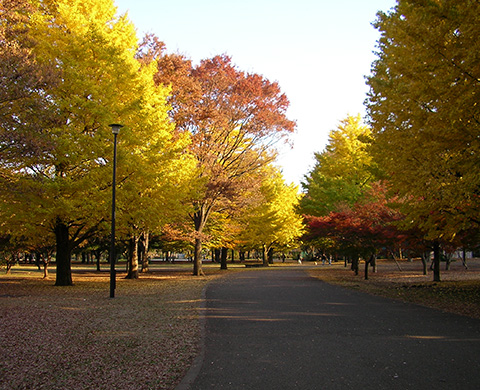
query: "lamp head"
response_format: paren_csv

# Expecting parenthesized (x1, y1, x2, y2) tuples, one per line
(109, 123, 123, 135)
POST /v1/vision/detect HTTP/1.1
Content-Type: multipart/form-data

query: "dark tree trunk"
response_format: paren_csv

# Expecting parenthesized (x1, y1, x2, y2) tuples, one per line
(55, 220, 73, 286)
(365, 254, 376, 280)
(231, 249, 235, 263)
(35, 252, 42, 270)
(214, 249, 221, 263)
(193, 238, 204, 276)
(239, 251, 245, 262)
(268, 247, 274, 264)
(220, 247, 228, 270)
(433, 240, 441, 282)
(351, 254, 359, 276)
(462, 248, 468, 270)
(94, 249, 102, 272)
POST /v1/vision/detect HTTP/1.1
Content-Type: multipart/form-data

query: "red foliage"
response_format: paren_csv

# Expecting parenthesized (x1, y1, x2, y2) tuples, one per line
(304, 182, 406, 256)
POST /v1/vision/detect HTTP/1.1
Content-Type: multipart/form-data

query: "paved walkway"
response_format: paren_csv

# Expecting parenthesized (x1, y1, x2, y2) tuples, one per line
(177, 268, 480, 389)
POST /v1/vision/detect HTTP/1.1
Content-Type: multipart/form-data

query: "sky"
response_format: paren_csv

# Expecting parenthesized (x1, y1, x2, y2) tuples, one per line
(114, 0, 397, 187)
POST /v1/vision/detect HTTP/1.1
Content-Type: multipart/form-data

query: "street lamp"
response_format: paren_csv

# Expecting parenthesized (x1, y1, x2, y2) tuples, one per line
(109, 123, 123, 298)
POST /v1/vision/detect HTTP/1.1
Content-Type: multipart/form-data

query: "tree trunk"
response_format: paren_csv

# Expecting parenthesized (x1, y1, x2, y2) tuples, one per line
(6, 253, 17, 274)
(42, 261, 48, 278)
(445, 253, 452, 271)
(239, 251, 245, 262)
(462, 248, 468, 270)
(351, 254, 359, 276)
(268, 247, 274, 264)
(54, 220, 73, 286)
(365, 254, 376, 280)
(433, 240, 441, 282)
(231, 249, 235, 263)
(193, 208, 209, 276)
(389, 250, 403, 271)
(125, 235, 139, 279)
(35, 252, 42, 270)
(193, 238, 204, 276)
(141, 231, 150, 273)
(220, 247, 228, 270)
(262, 244, 268, 266)
(421, 252, 428, 275)
(94, 249, 102, 272)
(214, 248, 220, 263)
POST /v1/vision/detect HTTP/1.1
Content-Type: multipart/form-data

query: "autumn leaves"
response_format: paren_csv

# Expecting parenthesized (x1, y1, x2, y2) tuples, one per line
(0, 0, 301, 282)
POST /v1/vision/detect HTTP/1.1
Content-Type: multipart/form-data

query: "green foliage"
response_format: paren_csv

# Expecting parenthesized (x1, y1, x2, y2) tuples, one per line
(300, 114, 375, 216)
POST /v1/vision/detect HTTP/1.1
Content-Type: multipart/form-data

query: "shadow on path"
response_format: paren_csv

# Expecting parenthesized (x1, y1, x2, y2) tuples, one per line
(177, 268, 480, 389)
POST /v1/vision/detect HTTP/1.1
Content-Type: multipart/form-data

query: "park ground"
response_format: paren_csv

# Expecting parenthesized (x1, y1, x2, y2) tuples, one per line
(1, 257, 480, 389)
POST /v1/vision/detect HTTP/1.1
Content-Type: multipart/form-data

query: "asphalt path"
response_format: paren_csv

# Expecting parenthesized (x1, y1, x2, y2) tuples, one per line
(176, 267, 480, 389)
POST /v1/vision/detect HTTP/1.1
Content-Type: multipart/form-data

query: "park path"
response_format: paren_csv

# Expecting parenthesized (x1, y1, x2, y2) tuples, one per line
(176, 267, 480, 389)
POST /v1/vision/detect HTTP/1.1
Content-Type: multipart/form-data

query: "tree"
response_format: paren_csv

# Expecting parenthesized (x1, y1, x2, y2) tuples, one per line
(366, 0, 480, 280)
(156, 54, 296, 275)
(304, 183, 405, 279)
(300, 114, 375, 216)
(238, 169, 304, 265)
(0, 0, 182, 285)
(0, 0, 58, 145)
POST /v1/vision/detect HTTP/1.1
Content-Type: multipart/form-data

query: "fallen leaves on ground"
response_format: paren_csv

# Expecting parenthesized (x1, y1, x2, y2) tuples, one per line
(309, 258, 480, 319)
(0, 266, 223, 390)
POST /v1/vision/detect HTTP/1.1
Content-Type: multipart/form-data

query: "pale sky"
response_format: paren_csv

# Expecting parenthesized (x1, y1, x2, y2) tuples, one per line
(114, 0, 397, 187)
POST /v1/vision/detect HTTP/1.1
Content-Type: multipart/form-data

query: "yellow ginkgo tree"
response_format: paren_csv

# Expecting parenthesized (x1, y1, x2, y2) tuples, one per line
(238, 168, 304, 265)
(0, 0, 190, 285)
(366, 0, 480, 280)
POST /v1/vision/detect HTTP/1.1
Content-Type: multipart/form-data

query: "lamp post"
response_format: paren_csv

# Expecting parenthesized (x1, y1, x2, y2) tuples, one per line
(109, 123, 123, 298)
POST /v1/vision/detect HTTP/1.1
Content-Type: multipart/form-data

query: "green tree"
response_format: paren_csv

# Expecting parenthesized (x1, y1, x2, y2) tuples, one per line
(300, 114, 374, 216)
(366, 0, 480, 280)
